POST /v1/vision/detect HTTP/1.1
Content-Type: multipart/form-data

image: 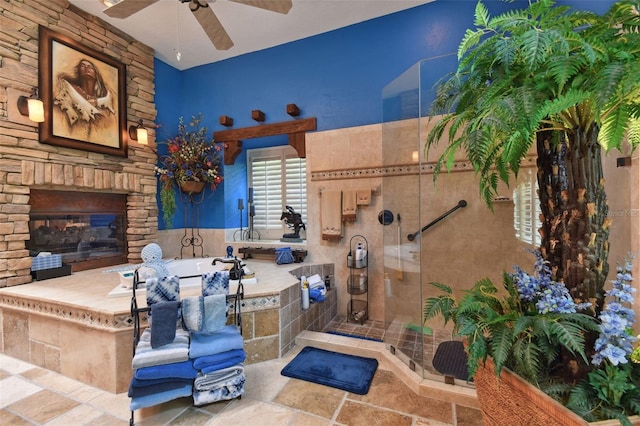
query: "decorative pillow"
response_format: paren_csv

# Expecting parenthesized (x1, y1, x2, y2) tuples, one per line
(202, 271, 229, 296)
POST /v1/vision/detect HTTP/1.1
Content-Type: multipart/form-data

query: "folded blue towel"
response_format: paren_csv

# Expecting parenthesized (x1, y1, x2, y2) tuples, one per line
(193, 349, 246, 370)
(150, 301, 180, 348)
(128, 377, 192, 397)
(195, 351, 246, 374)
(189, 326, 244, 358)
(309, 288, 325, 303)
(134, 359, 198, 380)
(130, 384, 193, 411)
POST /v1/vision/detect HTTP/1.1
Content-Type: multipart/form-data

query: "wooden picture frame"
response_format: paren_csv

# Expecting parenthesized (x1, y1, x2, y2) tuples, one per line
(38, 26, 127, 157)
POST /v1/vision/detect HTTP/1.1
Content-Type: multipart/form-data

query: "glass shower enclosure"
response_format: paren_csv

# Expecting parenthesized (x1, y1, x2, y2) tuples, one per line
(380, 56, 638, 383)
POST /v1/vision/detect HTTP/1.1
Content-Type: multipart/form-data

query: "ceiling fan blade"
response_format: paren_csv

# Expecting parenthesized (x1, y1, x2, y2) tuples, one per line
(230, 0, 293, 15)
(103, 0, 159, 19)
(192, 6, 234, 51)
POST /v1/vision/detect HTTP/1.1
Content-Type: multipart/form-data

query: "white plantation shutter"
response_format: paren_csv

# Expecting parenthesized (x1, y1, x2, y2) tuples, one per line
(513, 170, 542, 247)
(248, 147, 307, 240)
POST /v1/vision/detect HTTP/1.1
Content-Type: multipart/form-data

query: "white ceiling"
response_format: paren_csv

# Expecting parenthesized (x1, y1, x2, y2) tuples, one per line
(68, 0, 433, 70)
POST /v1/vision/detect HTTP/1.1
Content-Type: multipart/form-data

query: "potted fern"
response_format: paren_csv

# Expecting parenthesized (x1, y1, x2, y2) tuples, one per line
(424, 252, 640, 425)
(426, 0, 640, 313)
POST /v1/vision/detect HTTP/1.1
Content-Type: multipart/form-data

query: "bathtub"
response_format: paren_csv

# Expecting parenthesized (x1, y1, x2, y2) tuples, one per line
(108, 257, 254, 298)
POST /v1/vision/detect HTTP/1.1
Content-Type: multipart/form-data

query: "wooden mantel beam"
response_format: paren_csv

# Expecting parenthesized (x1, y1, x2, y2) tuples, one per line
(213, 117, 316, 165)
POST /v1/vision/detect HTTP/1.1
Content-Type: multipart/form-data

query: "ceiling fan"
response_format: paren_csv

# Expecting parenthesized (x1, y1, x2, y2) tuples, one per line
(103, 0, 293, 51)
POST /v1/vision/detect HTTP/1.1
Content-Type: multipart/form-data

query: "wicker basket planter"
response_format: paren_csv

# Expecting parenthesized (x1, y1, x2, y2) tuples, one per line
(474, 359, 640, 426)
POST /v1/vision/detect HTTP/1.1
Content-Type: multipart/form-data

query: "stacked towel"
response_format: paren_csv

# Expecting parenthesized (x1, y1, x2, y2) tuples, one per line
(192, 365, 245, 406)
(189, 325, 244, 358)
(132, 328, 190, 369)
(194, 349, 246, 374)
(134, 359, 198, 380)
(193, 374, 245, 406)
(129, 347, 197, 411)
(321, 190, 343, 241)
(188, 320, 246, 406)
(342, 190, 357, 222)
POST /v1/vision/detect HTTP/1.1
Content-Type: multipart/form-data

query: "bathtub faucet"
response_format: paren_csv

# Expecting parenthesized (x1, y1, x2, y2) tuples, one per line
(212, 257, 244, 281)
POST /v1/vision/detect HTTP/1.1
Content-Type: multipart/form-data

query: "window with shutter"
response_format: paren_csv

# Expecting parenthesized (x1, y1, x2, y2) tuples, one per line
(513, 169, 541, 247)
(248, 146, 307, 241)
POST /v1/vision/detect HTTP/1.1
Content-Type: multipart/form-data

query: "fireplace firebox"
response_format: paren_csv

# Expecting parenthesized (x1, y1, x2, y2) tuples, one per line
(27, 190, 128, 272)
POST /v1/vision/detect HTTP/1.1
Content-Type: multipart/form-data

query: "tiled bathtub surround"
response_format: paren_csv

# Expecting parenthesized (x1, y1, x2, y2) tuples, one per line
(0, 260, 336, 393)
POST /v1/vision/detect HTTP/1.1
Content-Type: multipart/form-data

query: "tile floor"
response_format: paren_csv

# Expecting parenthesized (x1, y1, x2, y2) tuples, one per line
(0, 328, 482, 426)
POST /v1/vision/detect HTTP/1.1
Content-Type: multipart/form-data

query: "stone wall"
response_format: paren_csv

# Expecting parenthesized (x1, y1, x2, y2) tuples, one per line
(0, 0, 159, 287)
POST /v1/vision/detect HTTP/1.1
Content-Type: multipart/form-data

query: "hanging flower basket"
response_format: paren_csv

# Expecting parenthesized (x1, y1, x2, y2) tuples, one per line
(180, 181, 206, 195)
(155, 113, 223, 228)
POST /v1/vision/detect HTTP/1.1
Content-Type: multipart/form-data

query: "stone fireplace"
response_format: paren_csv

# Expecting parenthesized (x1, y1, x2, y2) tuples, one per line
(0, 1, 160, 287)
(27, 190, 128, 272)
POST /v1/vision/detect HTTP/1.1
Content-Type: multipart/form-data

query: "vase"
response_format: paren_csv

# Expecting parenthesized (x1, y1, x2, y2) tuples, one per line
(474, 359, 640, 426)
(179, 181, 206, 195)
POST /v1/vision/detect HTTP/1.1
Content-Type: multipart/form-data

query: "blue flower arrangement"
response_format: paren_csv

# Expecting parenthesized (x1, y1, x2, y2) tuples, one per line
(424, 251, 640, 424)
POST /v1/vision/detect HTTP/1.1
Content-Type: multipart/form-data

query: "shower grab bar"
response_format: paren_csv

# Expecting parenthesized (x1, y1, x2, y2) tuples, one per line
(407, 200, 467, 241)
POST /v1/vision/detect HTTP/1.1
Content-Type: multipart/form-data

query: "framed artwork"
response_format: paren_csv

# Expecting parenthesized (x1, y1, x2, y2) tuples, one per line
(38, 26, 127, 157)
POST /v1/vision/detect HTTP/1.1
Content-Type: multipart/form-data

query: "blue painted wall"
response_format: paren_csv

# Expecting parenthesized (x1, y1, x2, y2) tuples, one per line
(154, 0, 614, 230)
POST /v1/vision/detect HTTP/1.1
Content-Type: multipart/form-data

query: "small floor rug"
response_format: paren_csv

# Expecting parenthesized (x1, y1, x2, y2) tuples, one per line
(281, 346, 378, 395)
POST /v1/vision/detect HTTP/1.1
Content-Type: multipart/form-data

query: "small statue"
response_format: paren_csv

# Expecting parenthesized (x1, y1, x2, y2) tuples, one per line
(280, 205, 306, 240)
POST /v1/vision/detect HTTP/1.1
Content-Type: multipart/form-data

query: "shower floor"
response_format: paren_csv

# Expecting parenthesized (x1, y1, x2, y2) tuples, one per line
(322, 316, 449, 377)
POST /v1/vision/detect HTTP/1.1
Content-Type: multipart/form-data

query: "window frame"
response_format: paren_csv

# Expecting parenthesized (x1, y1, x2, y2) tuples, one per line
(247, 145, 307, 241)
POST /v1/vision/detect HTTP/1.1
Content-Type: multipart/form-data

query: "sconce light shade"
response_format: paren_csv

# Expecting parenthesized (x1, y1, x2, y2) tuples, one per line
(27, 98, 45, 123)
(17, 88, 44, 123)
(129, 119, 148, 145)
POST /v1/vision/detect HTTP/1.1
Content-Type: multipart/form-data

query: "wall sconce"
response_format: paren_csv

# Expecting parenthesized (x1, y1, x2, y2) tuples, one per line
(128, 119, 148, 145)
(412, 150, 419, 163)
(17, 88, 45, 123)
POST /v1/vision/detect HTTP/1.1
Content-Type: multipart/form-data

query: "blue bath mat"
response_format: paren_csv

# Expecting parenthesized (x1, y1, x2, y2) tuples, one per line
(281, 346, 378, 395)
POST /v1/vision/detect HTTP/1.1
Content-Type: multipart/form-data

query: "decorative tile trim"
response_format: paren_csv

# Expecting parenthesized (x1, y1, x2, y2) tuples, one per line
(311, 156, 537, 181)
(230, 295, 280, 313)
(0, 295, 134, 331)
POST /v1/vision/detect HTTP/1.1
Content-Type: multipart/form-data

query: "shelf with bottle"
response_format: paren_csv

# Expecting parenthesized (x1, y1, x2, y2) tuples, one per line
(347, 272, 367, 295)
(346, 234, 368, 323)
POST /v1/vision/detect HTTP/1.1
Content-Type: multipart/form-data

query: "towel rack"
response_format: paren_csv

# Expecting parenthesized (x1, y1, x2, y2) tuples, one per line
(318, 185, 380, 196)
